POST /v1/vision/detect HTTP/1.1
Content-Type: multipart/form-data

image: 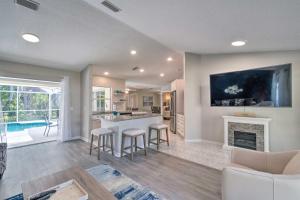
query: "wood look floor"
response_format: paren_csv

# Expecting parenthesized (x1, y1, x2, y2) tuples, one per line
(0, 140, 222, 200)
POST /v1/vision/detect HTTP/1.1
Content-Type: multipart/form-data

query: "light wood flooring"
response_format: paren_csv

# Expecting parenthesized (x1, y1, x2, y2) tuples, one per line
(0, 140, 222, 200)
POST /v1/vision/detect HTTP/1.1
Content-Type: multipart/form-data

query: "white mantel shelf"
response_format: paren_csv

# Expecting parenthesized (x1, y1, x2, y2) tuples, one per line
(223, 115, 272, 152)
(222, 116, 272, 124)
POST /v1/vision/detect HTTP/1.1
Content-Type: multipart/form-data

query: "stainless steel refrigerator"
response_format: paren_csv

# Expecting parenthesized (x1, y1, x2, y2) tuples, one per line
(170, 91, 176, 133)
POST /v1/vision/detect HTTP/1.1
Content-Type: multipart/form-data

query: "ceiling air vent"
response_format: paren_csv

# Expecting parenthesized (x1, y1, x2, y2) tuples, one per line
(101, 0, 121, 12)
(15, 0, 40, 11)
(132, 66, 140, 71)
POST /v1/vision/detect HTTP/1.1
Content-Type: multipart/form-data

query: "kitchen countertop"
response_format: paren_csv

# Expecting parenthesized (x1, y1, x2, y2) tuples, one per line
(99, 113, 162, 122)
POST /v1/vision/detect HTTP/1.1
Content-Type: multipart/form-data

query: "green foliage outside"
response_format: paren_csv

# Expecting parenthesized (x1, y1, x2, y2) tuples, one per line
(0, 85, 61, 123)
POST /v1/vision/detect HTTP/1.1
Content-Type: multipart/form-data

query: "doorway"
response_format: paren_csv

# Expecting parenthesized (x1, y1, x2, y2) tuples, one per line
(0, 77, 61, 148)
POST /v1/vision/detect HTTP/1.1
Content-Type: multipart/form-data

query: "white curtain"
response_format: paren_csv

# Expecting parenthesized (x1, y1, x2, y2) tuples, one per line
(58, 76, 71, 142)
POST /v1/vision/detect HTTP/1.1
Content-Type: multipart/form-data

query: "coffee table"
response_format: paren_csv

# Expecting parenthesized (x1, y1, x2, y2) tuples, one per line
(22, 166, 115, 200)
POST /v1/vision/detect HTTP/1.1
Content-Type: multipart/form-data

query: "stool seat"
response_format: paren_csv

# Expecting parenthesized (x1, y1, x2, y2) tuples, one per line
(149, 123, 168, 129)
(123, 128, 145, 136)
(91, 128, 113, 136)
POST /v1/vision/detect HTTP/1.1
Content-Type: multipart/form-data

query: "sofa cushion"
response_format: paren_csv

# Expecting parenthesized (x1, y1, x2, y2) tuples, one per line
(229, 163, 253, 170)
(283, 152, 300, 175)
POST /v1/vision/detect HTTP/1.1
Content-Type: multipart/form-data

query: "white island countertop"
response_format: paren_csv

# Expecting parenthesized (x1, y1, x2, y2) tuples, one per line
(100, 113, 161, 122)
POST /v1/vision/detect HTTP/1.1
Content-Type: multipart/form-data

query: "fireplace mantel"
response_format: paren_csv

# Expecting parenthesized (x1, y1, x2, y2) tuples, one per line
(223, 116, 272, 152)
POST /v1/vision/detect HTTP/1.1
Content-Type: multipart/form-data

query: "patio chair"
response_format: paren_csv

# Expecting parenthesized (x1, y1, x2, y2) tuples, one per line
(43, 115, 59, 137)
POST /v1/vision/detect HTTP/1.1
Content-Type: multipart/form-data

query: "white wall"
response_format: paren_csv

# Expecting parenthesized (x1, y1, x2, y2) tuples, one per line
(184, 51, 300, 151)
(80, 66, 92, 141)
(0, 60, 81, 139)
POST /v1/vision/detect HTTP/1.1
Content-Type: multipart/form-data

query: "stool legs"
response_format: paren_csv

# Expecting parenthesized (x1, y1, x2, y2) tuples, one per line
(148, 127, 152, 147)
(143, 134, 147, 156)
(97, 135, 101, 160)
(121, 133, 147, 160)
(166, 128, 169, 146)
(148, 127, 169, 149)
(130, 137, 134, 161)
(121, 135, 125, 158)
(89, 134, 94, 155)
(157, 129, 160, 150)
(102, 135, 106, 152)
(110, 134, 114, 156)
(135, 137, 138, 152)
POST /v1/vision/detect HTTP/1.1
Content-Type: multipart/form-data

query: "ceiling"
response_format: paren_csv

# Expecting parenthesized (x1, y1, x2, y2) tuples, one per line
(1, 0, 299, 87)
(0, 0, 183, 85)
(85, 0, 300, 54)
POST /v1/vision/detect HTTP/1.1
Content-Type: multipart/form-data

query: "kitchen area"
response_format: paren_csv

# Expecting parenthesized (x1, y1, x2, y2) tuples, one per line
(81, 66, 185, 157)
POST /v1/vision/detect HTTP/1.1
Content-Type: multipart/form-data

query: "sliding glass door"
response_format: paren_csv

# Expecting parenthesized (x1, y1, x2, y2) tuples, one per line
(0, 85, 61, 123)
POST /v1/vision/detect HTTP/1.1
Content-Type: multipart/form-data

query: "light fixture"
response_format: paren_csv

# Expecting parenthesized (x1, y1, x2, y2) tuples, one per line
(22, 33, 40, 43)
(104, 72, 109, 75)
(231, 40, 246, 47)
(160, 73, 165, 77)
(130, 50, 137, 55)
(167, 57, 173, 62)
(139, 69, 144, 73)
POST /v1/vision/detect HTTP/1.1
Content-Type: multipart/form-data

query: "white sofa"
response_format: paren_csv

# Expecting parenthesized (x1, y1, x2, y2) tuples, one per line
(222, 148, 300, 200)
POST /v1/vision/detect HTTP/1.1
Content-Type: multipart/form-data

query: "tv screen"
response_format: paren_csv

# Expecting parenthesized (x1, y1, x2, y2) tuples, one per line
(210, 64, 292, 107)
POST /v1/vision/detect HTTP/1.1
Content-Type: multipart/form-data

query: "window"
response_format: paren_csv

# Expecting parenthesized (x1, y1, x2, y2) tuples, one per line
(143, 96, 153, 107)
(92, 87, 111, 112)
(0, 84, 61, 123)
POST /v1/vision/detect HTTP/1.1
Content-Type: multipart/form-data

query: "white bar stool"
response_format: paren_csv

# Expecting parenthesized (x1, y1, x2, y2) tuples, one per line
(148, 123, 169, 150)
(121, 128, 147, 160)
(89, 128, 115, 160)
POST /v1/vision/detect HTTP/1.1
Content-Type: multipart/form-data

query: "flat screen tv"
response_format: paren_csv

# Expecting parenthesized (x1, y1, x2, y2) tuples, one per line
(210, 64, 292, 107)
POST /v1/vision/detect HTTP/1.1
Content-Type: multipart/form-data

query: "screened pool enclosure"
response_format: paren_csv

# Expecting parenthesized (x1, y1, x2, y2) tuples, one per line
(0, 83, 61, 148)
(0, 85, 61, 123)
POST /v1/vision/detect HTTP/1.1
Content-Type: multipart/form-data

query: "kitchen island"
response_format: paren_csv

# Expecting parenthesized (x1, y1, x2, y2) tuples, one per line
(96, 113, 162, 157)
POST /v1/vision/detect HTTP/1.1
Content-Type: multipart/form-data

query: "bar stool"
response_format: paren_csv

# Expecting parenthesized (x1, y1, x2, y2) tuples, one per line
(121, 128, 147, 160)
(89, 128, 115, 160)
(148, 123, 169, 150)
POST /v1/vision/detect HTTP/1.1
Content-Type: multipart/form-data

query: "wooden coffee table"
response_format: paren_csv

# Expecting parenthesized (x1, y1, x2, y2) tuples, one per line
(22, 166, 115, 200)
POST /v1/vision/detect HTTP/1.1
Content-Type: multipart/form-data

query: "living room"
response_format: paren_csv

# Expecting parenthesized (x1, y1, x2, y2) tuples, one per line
(1, 0, 300, 200)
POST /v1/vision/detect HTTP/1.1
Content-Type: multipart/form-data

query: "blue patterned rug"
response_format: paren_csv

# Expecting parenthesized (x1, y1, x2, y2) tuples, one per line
(87, 164, 166, 200)
(5, 194, 23, 200)
(6, 164, 165, 200)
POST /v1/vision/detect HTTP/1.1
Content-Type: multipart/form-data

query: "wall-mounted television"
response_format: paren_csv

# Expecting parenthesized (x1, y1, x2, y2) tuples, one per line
(210, 64, 292, 107)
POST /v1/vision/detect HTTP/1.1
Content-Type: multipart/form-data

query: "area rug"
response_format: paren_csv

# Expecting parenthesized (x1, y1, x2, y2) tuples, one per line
(87, 164, 166, 200)
(5, 194, 23, 200)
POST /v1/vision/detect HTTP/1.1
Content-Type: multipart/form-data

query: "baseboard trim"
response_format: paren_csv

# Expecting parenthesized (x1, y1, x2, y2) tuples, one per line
(200, 139, 223, 146)
(184, 139, 202, 143)
(64, 136, 81, 141)
(80, 136, 89, 143)
(185, 138, 223, 146)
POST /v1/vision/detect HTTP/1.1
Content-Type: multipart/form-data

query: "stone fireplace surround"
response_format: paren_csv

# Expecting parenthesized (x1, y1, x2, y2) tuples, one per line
(223, 116, 272, 152)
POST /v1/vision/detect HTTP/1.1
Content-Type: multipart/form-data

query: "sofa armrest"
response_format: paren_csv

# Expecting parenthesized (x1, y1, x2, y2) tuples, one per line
(231, 148, 269, 172)
(273, 175, 300, 200)
(222, 167, 274, 200)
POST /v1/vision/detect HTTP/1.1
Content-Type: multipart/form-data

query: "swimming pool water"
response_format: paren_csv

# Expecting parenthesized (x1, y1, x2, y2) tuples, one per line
(7, 122, 48, 132)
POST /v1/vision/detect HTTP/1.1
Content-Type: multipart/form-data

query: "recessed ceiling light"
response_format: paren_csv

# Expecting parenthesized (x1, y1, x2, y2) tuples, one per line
(231, 40, 246, 47)
(104, 72, 109, 75)
(130, 50, 137, 55)
(22, 33, 40, 43)
(160, 73, 165, 77)
(139, 69, 144, 73)
(167, 57, 173, 61)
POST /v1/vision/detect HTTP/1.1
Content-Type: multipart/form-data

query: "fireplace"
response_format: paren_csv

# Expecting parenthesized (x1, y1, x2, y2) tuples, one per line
(223, 116, 271, 152)
(234, 131, 256, 150)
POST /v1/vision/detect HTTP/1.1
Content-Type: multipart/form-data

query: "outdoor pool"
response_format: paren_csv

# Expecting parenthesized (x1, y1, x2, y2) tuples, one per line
(6, 122, 47, 132)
